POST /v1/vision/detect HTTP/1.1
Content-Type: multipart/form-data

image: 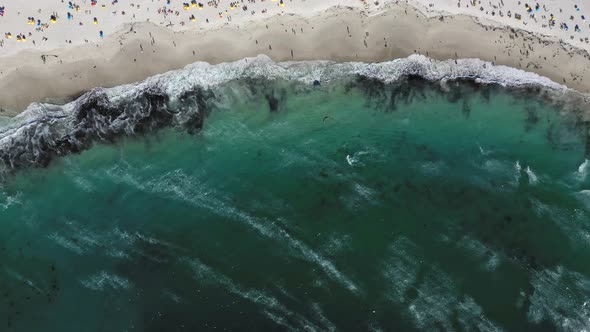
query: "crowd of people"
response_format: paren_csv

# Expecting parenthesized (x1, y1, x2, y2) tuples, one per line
(0, 0, 294, 51)
(445, 0, 590, 45)
(1, 0, 589, 54)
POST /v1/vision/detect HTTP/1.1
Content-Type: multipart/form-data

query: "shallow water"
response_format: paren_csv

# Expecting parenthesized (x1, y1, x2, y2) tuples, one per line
(1, 79, 590, 331)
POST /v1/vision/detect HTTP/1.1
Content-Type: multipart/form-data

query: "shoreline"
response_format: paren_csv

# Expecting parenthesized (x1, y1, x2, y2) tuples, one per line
(1, 3, 590, 115)
(1, 53, 587, 177)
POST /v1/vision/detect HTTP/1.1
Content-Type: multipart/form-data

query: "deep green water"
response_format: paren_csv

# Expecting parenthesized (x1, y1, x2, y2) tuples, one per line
(1, 80, 590, 331)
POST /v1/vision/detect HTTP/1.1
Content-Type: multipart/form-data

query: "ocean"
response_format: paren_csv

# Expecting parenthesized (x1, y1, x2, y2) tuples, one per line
(0, 56, 589, 331)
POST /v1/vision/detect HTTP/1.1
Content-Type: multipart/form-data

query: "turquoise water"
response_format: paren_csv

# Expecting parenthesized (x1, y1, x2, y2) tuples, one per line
(1, 79, 590, 331)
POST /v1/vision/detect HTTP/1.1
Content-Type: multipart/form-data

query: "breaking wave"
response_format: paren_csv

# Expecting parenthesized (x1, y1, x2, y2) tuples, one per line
(0, 54, 580, 179)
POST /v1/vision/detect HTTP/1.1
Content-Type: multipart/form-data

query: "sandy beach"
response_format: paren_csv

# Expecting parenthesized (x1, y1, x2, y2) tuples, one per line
(1, 0, 590, 115)
(4, 3, 590, 331)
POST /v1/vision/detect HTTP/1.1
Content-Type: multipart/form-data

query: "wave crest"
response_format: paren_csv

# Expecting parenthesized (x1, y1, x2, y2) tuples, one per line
(0, 54, 575, 178)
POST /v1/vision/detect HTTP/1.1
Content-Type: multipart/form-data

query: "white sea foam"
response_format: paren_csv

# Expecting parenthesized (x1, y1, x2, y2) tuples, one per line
(577, 190, 590, 211)
(456, 296, 505, 332)
(407, 270, 504, 332)
(407, 269, 458, 331)
(0, 54, 570, 176)
(528, 266, 590, 331)
(346, 150, 370, 167)
(47, 219, 103, 255)
(81, 271, 132, 291)
(105, 165, 361, 295)
(530, 197, 551, 217)
(418, 160, 447, 176)
(516, 290, 527, 309)
(353, 182, 377, 203)
(382, 237, 421, 303)
(48, 232, 86, 255)
(262, 311, 298, 332)
(68, 172, 96, 192)
(185, 257, 328, 331)
(576, 159, 590, 182)
(531, 195, 590, 247)
(458, 236, 503, 272)
(0, 192, 21, 210)
(467, 158, 517, 191)
(514, 160, 523, 184)
(277, 147, 315, 170)
(321, 233, 352, 257)
(382, 237, 504, 331)
(310, 303, 337, 332)
(478, 145, 493, 156)
(526, 166, 539, 185)
(98, 54, 568, 106)
(346, 154, 356, 166)
(162, 289, 182, 304)
(515, 161, 522, 174)
(578, 159, 590, 175)
(47, 215, 181, 262)
(4, 268, 43, 294)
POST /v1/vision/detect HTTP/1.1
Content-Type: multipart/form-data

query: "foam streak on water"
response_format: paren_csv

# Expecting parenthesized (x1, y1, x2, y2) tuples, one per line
(104, 165, 360, 295)
(1, 56, 590, 331)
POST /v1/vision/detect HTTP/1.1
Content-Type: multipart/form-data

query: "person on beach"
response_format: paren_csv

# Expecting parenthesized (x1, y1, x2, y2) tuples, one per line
(1, 0, 590, 56)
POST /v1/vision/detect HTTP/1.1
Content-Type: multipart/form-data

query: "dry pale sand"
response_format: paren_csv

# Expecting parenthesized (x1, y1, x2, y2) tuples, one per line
(1, 2, 590, 115)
